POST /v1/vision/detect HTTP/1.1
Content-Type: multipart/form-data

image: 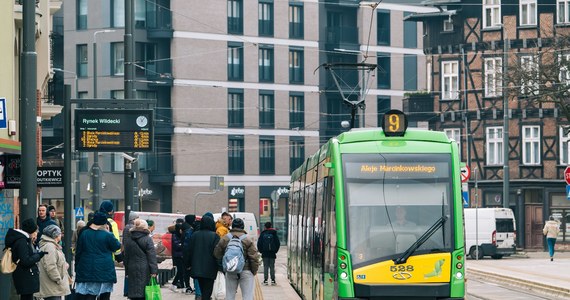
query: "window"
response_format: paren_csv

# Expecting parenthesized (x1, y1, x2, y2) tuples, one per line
(289, 92, 304, 129)
(228, 42, 244, 81)
(78, 91, 88, 99)
(483, 0, 501, 28)
(79, 152, 89, 172)
(443, 19, 454, 32)
(427, 62, 432, 92)
(377, 10, 390, 45)
(404, 54, 417, 91)
(520, 0, 537, 26)
(259, 136, 275, 174)
(441, 61, 459, 100)
(289, 137, 305, 174)
(228, 0, 243, 34)
(560, 126, 570, 164)
(112, 43, 124, 76)
(403, 12, 417, 48)
(520, 55, 539, 95)
(259, 1, 274, 37)
(484, 57, 502, 97)
(135, 90, 156, 100)
(289, 48, 304, 84)
(259, 46, 274, 82)
(559, 0, 570, 24)
(560, 54, 570, 84)
(229, 136, 244, 174)
(289, 4, 304, 39)
(111, 90, 124, 99)
(135, 43, 156, 77)
(444, 128, 461, 160)
(77, 0, 87, 29)
(523, 125, 540, 165)
(228, 89, 244, 128)
(135, 0, 147, 28)
(112, 0, 125, 27)
(113, 153, 125, 172)
(377, 53, 391, 89)
(377, 96, 391, 126)
(486, 127, 503, 165)
(259, 91, 274, 128)
(77, 44, 88, 78)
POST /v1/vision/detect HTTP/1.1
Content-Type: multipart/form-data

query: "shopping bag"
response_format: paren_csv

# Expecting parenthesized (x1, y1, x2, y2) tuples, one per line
(65, 283, 76, 300)
(213, 271, 226, 300)
(145, 277, 162, 300)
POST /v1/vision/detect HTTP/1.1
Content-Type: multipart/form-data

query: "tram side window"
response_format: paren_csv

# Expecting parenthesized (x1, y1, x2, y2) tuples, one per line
(324, 177, 336, 273)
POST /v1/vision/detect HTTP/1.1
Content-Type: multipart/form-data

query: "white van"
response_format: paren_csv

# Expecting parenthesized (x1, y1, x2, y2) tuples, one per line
(464, 208, 517, 259)
(212, 212, 259, 243)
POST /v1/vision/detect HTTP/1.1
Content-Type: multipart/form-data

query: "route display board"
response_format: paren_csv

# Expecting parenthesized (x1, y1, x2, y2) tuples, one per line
(75, 109, 153, 152)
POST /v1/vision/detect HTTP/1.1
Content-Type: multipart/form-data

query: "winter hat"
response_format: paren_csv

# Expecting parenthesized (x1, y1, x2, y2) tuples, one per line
(43, 224, 62, 239)
(48, 205, 56, 212)
(232, 218, 244, 230)
(93, 212, 108, 225)
(147, 219, 155, 228)
(132, 219, 148, 231)
(176, 218, 185, 225)
(185, 214, 196, 225)
(128, 211, 140, 222)
(203, 212, 214, 219)
(99, 200, 114, 214)
(21, 218, 38, 234)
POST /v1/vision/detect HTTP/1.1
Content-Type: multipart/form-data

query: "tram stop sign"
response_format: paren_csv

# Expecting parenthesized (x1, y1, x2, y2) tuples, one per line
(565, 166, 570, 185)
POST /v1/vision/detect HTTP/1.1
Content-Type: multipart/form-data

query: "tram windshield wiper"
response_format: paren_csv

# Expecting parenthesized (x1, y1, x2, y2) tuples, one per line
(393, 216, 447, 265)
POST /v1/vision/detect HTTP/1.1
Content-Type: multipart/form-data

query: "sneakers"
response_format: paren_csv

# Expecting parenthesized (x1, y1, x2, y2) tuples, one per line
(169, 284, 177, 292)
(263, 280, 268, 286)
(185, 287, 194, 294)
(271, 280, 277, 286)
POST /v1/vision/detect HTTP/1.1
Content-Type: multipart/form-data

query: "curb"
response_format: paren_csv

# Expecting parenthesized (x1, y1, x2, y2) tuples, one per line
(466, 268, 570, 299)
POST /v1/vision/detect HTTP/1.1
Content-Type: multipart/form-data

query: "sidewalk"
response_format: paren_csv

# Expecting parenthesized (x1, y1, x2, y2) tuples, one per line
(466, 251, 570, 299)
(111, 247, 300, 300)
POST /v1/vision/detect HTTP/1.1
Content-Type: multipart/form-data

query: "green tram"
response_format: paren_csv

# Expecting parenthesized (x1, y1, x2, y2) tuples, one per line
(287, 110, 465, 300)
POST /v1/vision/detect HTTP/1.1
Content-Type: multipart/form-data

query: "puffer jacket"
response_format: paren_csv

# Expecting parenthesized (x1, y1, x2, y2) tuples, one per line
(35, 236, 71, 298)
(215, 219, 230, 237)
(4, 228, 42, 295)
(543, 220, 561, 238)
(75, 225, 121, 283)
(124, 228, 158, 299)
(214, 228, 260, 275)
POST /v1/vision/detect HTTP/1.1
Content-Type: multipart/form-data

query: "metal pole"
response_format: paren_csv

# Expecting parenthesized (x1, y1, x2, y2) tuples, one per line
(63, 85, 72, 264)
(502, 39, 510, 208)
(125, 0, 135, 222)
(475, 167, 479, 260)
(462, 47, 470, 168)
(20, 0, 38, 223)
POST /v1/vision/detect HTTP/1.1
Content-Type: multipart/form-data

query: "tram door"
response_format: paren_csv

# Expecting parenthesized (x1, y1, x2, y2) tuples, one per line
(525, 205, 543, 249)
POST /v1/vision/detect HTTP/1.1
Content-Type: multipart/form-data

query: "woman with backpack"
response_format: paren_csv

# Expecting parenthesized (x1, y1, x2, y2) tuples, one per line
(214, 218, 260, 300)
(187, 215, 220, 300)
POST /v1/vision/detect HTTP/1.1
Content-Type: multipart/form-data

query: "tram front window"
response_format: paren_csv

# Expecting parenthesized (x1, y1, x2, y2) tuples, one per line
(342, 153, 454, 267)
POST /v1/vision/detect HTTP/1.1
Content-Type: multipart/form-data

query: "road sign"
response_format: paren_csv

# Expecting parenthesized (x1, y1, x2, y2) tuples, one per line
(462, 191, 469, 207)
(565, 167, 570, 185)
(567, 185, 570, 200)
(460, 165, 471, 183)
(75, 207, 84, 219)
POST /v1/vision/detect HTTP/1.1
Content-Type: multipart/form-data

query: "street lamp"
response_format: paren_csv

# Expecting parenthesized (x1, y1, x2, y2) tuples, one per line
(92, 29, 115, 210)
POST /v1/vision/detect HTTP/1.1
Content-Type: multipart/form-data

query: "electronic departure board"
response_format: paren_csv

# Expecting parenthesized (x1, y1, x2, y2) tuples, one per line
(75, 109, 153, 152)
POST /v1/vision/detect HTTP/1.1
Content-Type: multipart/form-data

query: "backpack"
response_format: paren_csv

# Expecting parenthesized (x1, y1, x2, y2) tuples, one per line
(261, 232, 275, 252)
(1, 248, 17, 274)
(222, 233, 247, 274)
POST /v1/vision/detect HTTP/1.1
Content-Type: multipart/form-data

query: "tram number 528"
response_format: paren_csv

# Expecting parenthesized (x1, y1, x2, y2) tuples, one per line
(390, 265, 414, 272)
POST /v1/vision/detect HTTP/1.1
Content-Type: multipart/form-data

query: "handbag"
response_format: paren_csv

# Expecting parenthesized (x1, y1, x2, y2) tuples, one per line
(145, 277, 162, 300)
(213, 271, 226, 300)
(65, 282, 76, 300)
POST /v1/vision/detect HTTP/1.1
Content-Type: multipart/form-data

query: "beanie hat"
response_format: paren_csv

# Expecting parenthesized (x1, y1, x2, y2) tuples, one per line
(48, 205, 56, 212)
(176, 218, 185, 225)
(146, 219, 154, 228)
(43, 224, 62, 239)
(21, 218, 38, 234)
(93, 212, 108, 225)
(128, 211, 140, 222)
(185, 214, 196, 225)
(232, 218, 244, 230)
(132, 219, 148, 231)
(99, 200, 114, 214)
(203, 212, 214, 219)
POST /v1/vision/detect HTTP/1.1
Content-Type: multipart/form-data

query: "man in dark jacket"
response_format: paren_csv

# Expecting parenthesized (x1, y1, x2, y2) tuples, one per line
(257, 221, 280, 285)
(36, 204, 56, 246)
(183, 214, 197, 295)
(5, 218, 47, 300)
(188, 215, 220, 300)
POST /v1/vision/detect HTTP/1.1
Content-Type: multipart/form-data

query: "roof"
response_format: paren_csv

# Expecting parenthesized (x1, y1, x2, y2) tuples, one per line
(403, 9, 459, 21)
(421, 0, 461, 4)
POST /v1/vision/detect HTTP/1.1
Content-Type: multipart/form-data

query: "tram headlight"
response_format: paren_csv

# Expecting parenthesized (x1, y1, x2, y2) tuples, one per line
(456, 262, 463, 269)
(340, 262, 347, 269)
(455, 272, 463, 280)
(340, 272, 348, 280)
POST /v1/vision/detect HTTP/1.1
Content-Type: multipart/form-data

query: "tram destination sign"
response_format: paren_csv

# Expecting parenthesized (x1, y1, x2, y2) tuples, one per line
(75, 109, 153, 152)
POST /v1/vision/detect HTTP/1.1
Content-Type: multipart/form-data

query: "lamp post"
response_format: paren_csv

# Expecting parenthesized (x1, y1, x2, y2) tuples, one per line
(92, 29, 115, 210)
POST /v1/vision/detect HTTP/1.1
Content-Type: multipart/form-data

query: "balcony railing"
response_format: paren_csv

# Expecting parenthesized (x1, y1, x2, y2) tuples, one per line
(402, 93, 435, 113)
(147, 6, 173, 39)
(325, 26, 359, 44)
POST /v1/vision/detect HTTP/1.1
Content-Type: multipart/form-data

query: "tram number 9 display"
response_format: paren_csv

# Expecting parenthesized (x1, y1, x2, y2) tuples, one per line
(382, 109, 408, 137)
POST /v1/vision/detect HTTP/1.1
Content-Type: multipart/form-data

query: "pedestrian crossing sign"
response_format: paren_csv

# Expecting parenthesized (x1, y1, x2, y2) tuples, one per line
(75, 207, 84, 219)
(567, 185, 570, 200)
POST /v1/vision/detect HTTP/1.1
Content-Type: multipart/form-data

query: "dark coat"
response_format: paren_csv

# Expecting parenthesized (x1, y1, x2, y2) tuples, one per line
(4, 228, 42, 295)
(214, 228, 260, 275)
(182, 226, 194, 268)
(171, 229, 184, 258)
(36, 216, 57, 246)
(187, 216, 220, 280)
(124, 228, 158, 299)
(74, 226, 121, 283)
(257, 228, 281, 258)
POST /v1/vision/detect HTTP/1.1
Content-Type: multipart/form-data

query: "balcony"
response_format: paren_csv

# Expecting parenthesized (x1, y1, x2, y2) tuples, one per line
(147, 7, 173, 39)
(403, 92, 436, 122)
(145, 60, 173, 87)
(325, 26, 359, 45)
(148, 154, 174, 184)
(153, 107, 173, 134)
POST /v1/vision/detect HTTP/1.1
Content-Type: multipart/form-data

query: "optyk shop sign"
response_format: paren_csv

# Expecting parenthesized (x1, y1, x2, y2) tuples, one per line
(2, 155, 64, 188)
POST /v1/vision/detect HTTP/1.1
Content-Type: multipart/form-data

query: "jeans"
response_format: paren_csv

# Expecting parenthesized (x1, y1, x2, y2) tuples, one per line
(194, 278, 201, 296)
(547, 237, 557, 257)
(263, 257, 276, 282)
(225, 270, 255, 300)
